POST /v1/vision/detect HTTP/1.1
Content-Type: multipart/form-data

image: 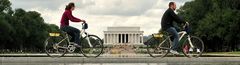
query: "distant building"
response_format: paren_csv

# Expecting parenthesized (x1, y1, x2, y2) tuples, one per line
(103, 27, 144, 46)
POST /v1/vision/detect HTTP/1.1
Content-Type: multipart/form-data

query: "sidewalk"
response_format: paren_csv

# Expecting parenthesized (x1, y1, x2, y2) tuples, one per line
(0, 53, 240, 57)
(2, 57, 240, 63)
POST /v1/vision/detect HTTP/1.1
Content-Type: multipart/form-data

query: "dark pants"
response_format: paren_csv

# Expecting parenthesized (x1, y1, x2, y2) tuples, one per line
(60, 26, 80, 44)
(166, 27, 179, 51)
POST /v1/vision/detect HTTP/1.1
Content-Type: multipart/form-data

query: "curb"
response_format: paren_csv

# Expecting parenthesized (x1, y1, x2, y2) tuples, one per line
(0, 54, 240, 57)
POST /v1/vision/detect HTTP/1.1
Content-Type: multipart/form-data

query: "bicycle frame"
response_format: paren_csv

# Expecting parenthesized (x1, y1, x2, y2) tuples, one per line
(53, 33, 70, 49)
(157, 31, 195, 50)
(54, 24, 93, 48)
(178, 31, 195, 48)
(80, 29, 93, 47)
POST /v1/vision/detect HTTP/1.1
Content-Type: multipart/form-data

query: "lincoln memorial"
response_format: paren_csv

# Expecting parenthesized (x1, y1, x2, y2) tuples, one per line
(103, 27, 144, 46)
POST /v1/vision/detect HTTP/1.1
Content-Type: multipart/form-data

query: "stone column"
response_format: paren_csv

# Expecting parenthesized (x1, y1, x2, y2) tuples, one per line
(111, 34, 113, 43)
(117, 34, 119, 44)
(141, 34, 143, 43)
(138, 34, 141, 43)
(113, 34, 116, 44)
(131, 34, 133, 43)
(134, 34, 137, 44)
(125, 34, 127, 43)
(137, 34, 139, 44)
(137, 34, 139, 43)
(109, 34, 112, 44)
(109, 34, 110, 44)
(112, 34, 114, 43)
(114, 34, 116, 43)
(131, 34, 134, 43)
(120, 34, 122, 43)
(128, 34, 132, 43)
(106, 34, 108, 44)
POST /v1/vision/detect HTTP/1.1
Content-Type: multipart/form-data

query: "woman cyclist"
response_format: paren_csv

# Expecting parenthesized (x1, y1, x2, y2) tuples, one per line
(60, 2, 86, 46)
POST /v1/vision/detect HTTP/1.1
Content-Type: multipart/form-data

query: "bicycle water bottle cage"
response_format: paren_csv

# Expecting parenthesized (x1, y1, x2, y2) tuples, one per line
(82, 23, 88, 29)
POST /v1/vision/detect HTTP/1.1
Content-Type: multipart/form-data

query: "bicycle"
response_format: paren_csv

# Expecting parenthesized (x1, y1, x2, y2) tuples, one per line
(145, 22, 204, 58)
(44, 23, 104, 58)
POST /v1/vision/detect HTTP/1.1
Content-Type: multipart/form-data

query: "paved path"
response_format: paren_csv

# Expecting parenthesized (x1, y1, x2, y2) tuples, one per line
(1, 57, 240, 63)
(1, 53, 240, 57)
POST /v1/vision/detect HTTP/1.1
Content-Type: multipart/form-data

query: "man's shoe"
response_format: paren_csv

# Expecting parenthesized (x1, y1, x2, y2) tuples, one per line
(197, 48, 201, 53)
(170, 50, 180, 55)
(70, 42, 81, 48)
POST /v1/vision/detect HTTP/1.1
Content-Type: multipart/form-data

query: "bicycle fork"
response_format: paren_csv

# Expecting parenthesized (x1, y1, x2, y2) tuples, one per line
(187, 35, 200, 53)
(187, 35, 194, 48)
(81, 30, 93, 48)
(86, 36, 93, 47)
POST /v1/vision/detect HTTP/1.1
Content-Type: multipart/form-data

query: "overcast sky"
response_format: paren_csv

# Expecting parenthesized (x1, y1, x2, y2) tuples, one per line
(9, 0, 191, 38)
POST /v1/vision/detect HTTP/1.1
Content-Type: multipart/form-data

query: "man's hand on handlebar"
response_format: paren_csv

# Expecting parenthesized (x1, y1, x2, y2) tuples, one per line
(182, 22, 189, 29)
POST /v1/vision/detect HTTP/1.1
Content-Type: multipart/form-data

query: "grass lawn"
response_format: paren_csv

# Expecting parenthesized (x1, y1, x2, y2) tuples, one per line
(205, 52, 240, 54)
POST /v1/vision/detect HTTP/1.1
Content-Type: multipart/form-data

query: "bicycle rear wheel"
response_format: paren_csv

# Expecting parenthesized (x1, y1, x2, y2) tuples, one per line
(44, 35, 68, 57)
(147, 35, 171, 58)
(182, 36, 204, 58)
(80, 35, 103, 58)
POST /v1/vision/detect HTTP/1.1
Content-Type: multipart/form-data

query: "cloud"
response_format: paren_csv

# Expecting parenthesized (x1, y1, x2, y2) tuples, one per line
(72, 0, 159, 16)
(9, 0, 191, 38)
(9, 0, 68, 10)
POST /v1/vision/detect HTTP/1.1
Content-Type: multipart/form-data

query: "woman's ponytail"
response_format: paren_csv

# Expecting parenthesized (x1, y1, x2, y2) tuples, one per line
(65, 2, 75, 10)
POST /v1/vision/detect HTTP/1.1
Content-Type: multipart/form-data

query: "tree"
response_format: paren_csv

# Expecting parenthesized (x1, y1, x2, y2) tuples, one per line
(177, 0, 240, 52)
(0, 0, 11, 12)
(0, 0, 60, 53)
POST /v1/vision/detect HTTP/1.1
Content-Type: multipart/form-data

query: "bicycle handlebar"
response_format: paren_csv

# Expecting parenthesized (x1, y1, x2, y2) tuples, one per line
(82, 22, 88, 29)
(183, 22, 190, 34)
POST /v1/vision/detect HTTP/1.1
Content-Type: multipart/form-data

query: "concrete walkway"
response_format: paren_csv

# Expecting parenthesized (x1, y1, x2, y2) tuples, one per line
(1, 57, 240, 63)
(1, 53, 240, 57)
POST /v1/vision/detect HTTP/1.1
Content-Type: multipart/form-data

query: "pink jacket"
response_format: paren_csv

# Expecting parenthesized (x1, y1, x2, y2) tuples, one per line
(60, 10, 82, 27)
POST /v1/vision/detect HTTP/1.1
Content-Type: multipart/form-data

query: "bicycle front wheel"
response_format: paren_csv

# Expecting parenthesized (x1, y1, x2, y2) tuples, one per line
(182, 36, 204, 58)
(147, 35, 171, 58)
(80, 35, 103, 58)
(44, 36, 68, 57)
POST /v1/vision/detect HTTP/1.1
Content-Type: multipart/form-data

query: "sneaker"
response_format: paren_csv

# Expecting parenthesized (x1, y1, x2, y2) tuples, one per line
(170, 50, 180, 55)
(197, 48, 201, 53)
(189, 48, 193, 52)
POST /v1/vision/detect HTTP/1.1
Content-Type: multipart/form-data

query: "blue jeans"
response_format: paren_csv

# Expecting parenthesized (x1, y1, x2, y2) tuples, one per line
(60, 26, 80, 44)
(166, 27, 179, 51)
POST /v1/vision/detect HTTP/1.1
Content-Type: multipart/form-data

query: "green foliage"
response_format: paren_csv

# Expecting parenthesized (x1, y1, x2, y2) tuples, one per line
(0, 0, 60, 53)
(0, 0, 11, 12)
(177, 0, 240, 52)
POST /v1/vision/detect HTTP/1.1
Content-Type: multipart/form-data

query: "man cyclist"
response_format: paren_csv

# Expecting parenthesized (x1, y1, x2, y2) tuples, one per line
(161, 2, 187, 54)
(60, 2, 86, 46)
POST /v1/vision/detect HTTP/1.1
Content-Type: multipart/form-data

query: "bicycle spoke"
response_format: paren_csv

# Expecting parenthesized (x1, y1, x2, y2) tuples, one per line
(80, 35, 103, 58)
(182, 36, 204, 58)
(45, 35, 68, 57)
(147, 35, 170, 58)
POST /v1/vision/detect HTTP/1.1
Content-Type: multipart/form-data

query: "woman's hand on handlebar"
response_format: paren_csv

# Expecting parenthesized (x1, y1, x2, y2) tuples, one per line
(81, 20, 86, 23)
